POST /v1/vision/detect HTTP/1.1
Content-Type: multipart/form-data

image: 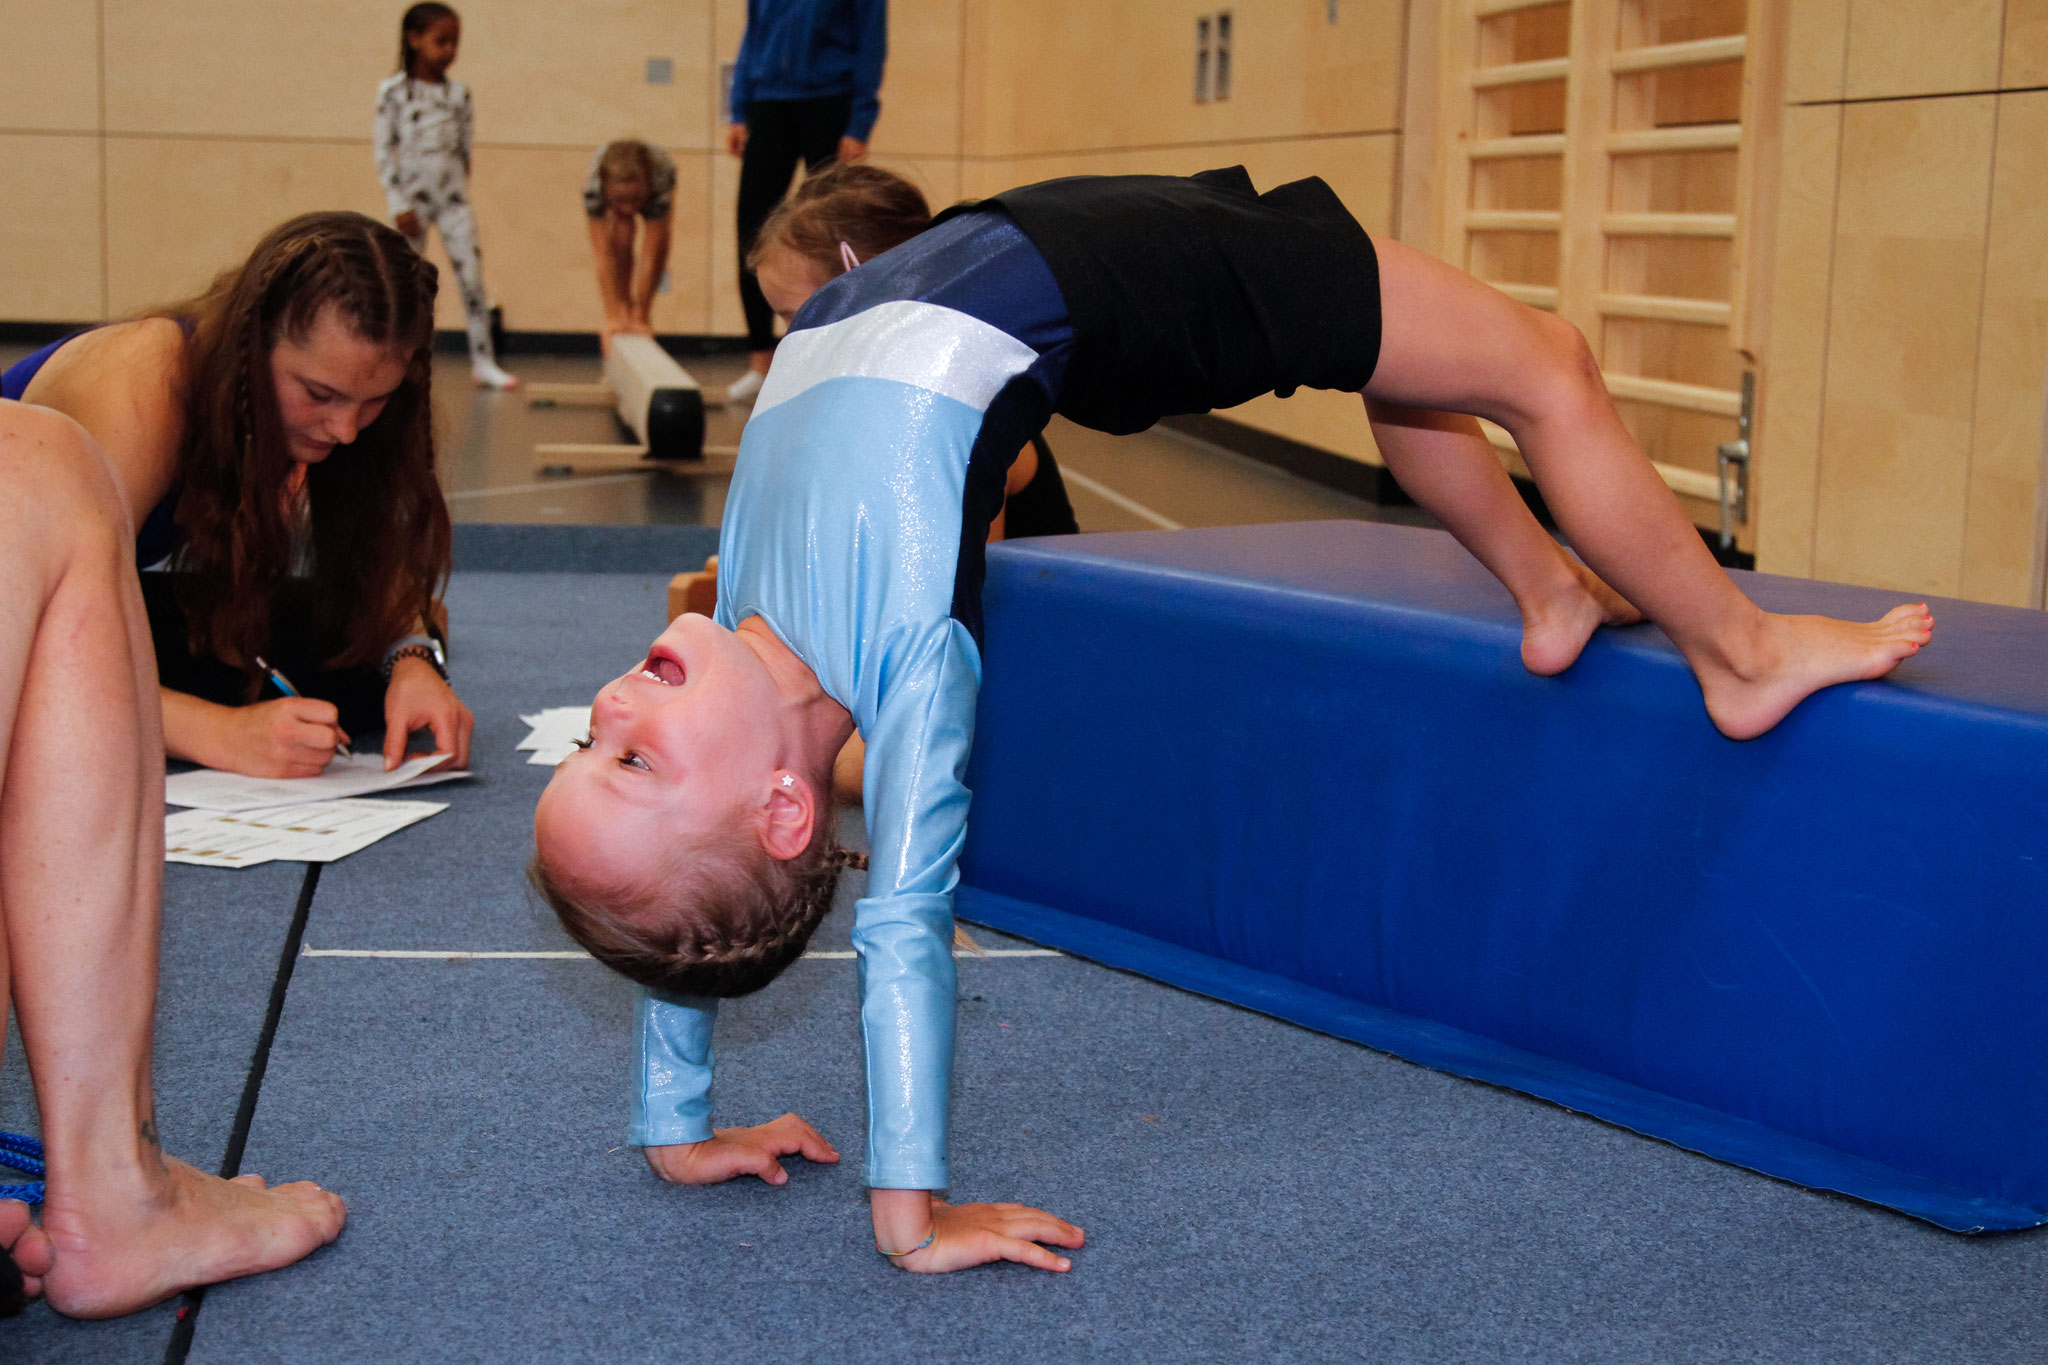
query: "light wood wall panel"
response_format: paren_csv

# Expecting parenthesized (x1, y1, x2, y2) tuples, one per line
(873, 0, 963, 157)
(101, 0, 392, 140)
(1963, 91, 2048, 606)
(1783, 0, 1848, 103)
(451, 0, 710, 150)
(0, 0, 101, 132)
(1751, 104, 1841, 579)
(1841, 0, 2003, 100)
(966, 0, 1401, 158)
(1810, 96, 1995, 597)
(2005, 0, 2048, 86)
(103, 137, 388, 315)
(0, 135, 105, 321)
(100, 0, 707, 148)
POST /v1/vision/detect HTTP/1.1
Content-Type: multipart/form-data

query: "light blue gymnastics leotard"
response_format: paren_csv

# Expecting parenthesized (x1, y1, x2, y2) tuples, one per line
(630, 210, 1074, 1189)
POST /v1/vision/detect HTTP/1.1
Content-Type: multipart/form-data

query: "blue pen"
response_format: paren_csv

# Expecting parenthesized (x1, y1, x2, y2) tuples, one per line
(253, 655, 353, 759)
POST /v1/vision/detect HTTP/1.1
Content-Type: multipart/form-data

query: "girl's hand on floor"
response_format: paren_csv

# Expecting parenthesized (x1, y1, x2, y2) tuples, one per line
(644, 1114, 840, 1186)
(223, 697, 350, 778)
(382, 655, 474, 771)
(888, 1198, 1085, 1274)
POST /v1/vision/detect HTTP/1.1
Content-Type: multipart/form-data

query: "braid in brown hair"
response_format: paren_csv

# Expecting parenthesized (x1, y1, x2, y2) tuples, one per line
(158, 210, 447, 679)
(532, 798, 856, 999)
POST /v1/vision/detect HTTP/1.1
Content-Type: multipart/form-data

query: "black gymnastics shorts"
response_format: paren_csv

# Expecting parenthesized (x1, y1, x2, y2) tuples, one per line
(980, 166, 1383, 436)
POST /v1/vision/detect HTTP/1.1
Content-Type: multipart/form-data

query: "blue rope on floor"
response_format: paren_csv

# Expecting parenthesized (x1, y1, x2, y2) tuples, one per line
(0, 1130, 45, 1205)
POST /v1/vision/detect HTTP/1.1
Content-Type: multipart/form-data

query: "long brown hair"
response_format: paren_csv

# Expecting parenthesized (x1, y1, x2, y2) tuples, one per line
(745, 161, 932, 279)
(160, 210, 448, 675)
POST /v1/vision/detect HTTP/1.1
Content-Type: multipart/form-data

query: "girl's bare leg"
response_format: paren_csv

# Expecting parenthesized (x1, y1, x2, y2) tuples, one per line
(1365, 399, 1641, 675)
(1363, 237, 1932, 738)
(0, 403, 344, 1319)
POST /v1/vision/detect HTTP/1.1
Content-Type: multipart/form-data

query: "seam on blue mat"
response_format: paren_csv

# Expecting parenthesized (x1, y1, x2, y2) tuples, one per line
(162, 861, 323, 1365)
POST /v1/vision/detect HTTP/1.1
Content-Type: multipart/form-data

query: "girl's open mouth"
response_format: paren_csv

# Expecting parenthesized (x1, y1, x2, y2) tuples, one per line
(640, 650, 686, 685)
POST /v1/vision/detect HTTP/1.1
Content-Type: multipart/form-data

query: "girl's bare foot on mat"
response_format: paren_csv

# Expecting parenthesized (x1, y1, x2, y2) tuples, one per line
(1519, 552, 1644, 677)
(38, 1156, 344, 1319)
(1695, 603, 1933, 741)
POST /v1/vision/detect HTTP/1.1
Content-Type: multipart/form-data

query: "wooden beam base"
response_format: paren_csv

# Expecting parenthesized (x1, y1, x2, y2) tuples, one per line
(532, 443, 740, 476)
(524, 382, 615, 408)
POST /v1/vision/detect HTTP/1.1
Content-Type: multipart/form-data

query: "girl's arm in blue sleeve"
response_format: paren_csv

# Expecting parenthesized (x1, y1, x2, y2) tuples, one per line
(845, 0, 888, 143)
(852, 622, 979, 1189)
(630, 989, 719, 1146)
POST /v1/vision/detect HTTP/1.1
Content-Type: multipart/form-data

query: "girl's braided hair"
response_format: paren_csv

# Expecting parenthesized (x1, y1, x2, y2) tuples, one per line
(531, 806, 868, 999)
(156, 209, 446, 679)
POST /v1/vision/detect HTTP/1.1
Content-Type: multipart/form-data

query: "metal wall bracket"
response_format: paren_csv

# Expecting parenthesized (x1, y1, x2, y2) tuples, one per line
(1716, 370, 1755, 550)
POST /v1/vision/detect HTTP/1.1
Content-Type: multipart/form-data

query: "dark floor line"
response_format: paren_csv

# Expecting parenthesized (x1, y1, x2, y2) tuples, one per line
(162, 861, 324, 1365)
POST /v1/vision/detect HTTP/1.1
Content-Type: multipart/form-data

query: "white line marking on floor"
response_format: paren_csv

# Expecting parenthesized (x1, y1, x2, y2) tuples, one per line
(1058, 470, 1184, 530)
(445, 471, 657, 501)
(301, 946, 1062, 960)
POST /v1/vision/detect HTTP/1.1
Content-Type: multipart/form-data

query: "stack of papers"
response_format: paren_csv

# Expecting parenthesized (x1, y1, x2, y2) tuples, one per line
(166, 799, 448, 869)
(164, 751, 468, 812)
(518, 707, 592, 766)
(162, 752, 467, 868)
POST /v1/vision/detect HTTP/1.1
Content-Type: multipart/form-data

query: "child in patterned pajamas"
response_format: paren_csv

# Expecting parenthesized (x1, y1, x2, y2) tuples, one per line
(375, 3, 517, 389)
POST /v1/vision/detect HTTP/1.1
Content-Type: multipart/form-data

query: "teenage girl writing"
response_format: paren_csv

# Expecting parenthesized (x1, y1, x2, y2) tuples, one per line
(1, 211, 474, 779)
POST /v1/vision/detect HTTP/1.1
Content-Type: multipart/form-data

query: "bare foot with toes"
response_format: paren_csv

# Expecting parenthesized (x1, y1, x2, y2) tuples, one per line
(3, 1198, 56, 1315)
(1519, 552, 1645, 677)
(38, 1157, 344, 1319)
(1696, 603, 1933, 741)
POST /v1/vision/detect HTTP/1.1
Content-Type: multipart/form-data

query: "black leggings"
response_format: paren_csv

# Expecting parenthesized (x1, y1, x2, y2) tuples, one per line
(736, 94, 853, 351)
(140, 574, 387, 736)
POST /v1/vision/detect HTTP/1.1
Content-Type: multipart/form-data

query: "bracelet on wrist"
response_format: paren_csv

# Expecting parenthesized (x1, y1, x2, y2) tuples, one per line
(382, 634, 447, 682)
(877, 1229, 935, 1260)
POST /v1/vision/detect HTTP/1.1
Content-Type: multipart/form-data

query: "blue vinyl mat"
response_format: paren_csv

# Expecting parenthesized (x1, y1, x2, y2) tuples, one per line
(4, 529, 2045, 1362)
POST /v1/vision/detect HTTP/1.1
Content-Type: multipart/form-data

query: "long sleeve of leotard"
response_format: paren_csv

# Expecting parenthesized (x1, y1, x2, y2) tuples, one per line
(629, 990, 718, 1146)
(847, 620, 980, 1190)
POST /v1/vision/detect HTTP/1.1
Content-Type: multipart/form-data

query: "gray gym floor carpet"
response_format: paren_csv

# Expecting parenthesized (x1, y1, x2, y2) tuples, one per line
(4, 525, 2044, 1362)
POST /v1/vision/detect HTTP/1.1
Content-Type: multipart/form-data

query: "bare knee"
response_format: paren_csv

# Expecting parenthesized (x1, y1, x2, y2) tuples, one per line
(0, 403, 132, 553)
(1514, 312, 1608, 427)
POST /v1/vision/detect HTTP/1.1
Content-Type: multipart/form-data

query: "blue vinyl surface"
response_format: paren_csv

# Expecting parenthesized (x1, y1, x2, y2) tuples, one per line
(959, 520, 2048, 1232)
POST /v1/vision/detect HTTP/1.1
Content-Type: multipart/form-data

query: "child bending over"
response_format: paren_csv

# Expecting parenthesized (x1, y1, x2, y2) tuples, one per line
(531, 168, 1931, 1273)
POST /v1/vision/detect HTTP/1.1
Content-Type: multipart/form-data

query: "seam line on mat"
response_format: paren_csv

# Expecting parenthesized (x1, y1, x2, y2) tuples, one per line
(162, 861, 323, 1365)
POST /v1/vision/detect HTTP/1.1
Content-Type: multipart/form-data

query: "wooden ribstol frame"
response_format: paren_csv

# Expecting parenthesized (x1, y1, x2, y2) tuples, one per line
(1435, 0, 1781, 548)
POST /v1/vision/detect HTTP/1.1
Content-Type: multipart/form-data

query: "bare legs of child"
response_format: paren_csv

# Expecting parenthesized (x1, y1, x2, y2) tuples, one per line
(1364, 398, 1642, 676)
(1362, 237, 1932, 739)
(0, 403, 345, 1318)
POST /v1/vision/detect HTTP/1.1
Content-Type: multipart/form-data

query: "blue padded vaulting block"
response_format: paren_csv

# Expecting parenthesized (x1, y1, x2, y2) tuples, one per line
(956, 521, 2048, 1232)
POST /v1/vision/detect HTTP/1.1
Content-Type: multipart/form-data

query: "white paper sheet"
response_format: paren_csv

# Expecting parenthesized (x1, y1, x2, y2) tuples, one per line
(163, 752, 467, 812)
(516, 706, 592, 766)
(165, 798, 448, 867)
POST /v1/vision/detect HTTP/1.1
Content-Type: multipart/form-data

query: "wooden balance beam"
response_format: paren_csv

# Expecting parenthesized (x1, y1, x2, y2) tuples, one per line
(528, 335, 730, 475)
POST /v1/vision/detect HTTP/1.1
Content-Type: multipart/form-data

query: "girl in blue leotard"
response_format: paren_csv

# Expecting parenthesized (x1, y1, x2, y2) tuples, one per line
(531, 167, 1934, 1273)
